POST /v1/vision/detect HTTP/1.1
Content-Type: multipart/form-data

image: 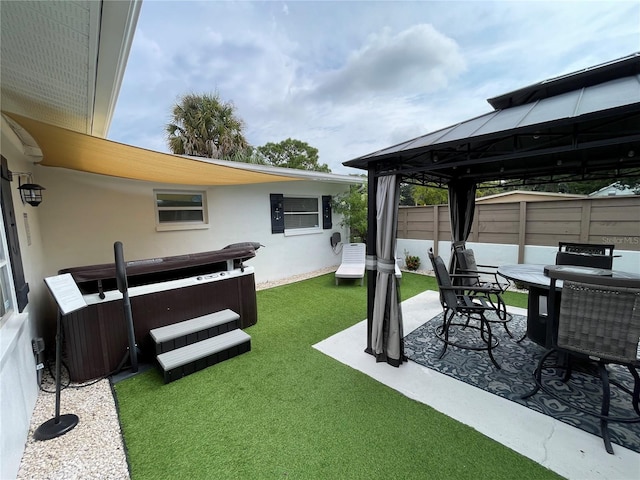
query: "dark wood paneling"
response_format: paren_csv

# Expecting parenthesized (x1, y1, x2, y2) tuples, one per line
(61, 274, 257, 382)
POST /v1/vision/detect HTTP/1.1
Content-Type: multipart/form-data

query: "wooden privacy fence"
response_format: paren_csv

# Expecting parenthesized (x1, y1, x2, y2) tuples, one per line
(397, 196, 640, 262)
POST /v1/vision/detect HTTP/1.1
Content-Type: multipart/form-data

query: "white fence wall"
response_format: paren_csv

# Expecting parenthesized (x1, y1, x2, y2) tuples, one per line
(397, 239, 640, 275)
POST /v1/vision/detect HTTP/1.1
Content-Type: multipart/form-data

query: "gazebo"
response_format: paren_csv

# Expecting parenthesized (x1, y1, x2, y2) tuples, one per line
(343, 53, 640, 367)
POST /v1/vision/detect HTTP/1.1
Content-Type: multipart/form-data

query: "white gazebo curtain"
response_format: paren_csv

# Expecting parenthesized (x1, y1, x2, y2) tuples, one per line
(370, 175, 405, 367)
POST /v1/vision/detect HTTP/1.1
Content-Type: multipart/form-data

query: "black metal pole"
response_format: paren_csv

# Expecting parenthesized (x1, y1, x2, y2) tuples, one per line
(34, 311, 78, 441)
(114, 241, 138, 373)
(122, 288, 138, 373)
(53, 311, 62, 419)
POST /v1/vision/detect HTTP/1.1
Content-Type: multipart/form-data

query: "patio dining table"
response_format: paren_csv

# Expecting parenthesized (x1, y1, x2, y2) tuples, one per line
(497, 264, 640, 348)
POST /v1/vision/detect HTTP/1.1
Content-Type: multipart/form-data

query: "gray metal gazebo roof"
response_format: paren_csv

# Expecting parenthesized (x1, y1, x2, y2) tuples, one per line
(344, 53, 640, 187)
(349, 54, 640, 368)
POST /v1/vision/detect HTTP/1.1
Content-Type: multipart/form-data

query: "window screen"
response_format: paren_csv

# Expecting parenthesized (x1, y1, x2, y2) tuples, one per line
(155, 191, 206, 226)
(283, 197, 319, 230)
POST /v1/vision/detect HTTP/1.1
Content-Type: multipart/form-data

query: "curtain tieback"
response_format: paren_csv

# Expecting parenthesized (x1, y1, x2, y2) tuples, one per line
(376, 258, 395, 274)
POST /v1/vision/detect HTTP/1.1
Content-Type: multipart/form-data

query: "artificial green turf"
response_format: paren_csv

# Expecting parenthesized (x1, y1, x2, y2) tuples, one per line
(114, 273, 558, 480)
(501, 289, 528, 309)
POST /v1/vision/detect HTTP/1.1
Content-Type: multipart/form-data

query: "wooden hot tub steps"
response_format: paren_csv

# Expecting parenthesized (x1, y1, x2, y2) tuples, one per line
(150, 309, 251, 383)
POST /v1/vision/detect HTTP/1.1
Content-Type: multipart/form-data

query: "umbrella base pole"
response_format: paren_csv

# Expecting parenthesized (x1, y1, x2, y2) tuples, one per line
(34, 414, 79, 441)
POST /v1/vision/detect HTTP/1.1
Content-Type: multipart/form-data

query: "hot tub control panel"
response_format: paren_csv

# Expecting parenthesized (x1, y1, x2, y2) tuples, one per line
(196, 271, 227, 281)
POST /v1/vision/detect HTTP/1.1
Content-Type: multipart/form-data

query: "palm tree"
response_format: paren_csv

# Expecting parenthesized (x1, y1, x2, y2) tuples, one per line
(166, 93, 249, 159)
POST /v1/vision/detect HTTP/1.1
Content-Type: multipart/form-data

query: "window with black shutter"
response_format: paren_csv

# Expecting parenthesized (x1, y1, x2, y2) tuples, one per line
(1, 156, 29, 313)
(270, 194, 328, 234)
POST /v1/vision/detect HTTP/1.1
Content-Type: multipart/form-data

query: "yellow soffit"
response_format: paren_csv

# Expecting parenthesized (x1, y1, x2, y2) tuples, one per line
(4, 113, 301, 186)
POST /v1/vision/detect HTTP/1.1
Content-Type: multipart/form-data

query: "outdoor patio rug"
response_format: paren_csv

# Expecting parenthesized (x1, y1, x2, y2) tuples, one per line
(404, 312, 640, 453)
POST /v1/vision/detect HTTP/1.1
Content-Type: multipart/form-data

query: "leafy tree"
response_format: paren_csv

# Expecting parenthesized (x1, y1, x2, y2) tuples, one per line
(257, 138, 330, 172)
(399, 183, 415, 206)
(412, 185, 448, 205)
(332, 182, 367, 243)
(166, 93, 248, 159)
(226, 146, 266, 164)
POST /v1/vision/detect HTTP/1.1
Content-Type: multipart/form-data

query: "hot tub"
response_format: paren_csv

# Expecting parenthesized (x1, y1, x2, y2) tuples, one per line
(58, 245, 258, 382)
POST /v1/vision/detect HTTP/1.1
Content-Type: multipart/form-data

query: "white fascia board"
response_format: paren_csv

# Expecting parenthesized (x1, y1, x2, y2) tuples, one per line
(183, 156, 367, 185)
(92, 0, 142, 137)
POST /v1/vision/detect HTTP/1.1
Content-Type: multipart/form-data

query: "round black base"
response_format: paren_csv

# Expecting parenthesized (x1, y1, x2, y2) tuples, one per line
(34, 414, 79, 441)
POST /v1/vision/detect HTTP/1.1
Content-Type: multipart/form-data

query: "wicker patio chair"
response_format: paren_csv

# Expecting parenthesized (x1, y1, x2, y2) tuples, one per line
(523, 269, 640, 454)
(428, 248, 502, 369)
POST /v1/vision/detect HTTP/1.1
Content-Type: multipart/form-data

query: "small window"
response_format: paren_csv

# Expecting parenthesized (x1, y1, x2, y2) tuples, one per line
(154, 190, 208, 231)
(284, 196, 320, 233)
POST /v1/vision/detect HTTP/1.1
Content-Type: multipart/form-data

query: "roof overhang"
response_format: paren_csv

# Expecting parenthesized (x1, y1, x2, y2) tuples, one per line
(0, 0, 141, 137)
(3, 113, 363, 186)
(344, 54, 640, 188)
(3, 113, 299, 185)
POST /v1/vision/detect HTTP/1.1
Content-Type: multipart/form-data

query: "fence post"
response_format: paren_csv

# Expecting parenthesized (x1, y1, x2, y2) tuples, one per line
(518, 201, 527, 263)
(433, 205, 439, 257)
(580, 200, 592, 242)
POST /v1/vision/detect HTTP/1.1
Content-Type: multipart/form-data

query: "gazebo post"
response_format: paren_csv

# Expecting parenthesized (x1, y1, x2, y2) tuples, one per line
(365, 165, 377, 354)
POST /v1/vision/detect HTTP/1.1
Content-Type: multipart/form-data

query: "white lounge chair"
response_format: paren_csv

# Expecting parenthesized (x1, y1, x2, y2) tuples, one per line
(335, 243, 366, 286)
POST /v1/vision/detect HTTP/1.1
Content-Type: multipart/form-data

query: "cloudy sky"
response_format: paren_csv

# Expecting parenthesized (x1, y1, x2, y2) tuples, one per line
(108, 1, 640, 174)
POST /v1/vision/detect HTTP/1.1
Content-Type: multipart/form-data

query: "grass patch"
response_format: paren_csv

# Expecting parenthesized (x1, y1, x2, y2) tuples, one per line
(501, 289, 528, 309)
(115, 273, 554, 479)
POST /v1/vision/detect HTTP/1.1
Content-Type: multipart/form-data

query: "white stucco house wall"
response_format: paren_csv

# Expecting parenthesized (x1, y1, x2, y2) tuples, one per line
(0, 2, 364, 477)
(35, 158, 361, 283)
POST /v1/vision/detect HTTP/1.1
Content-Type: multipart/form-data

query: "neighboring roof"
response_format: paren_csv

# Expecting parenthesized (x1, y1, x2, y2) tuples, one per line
(344, 53, 640, 187)
(476, 190, 586, 204)
(4, 113, 363, 186)
(588, 183, 637, 197)
(0, 0, 141, 137)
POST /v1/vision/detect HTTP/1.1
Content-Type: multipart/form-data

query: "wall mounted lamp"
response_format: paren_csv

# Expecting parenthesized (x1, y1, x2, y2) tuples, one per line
(13, 172, 45, 207)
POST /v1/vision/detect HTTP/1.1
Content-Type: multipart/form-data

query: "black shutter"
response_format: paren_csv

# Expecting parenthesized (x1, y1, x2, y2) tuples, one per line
(270, 193, 285, 234)
(322, 195, 332, 229)
(1, 156, 29, 312)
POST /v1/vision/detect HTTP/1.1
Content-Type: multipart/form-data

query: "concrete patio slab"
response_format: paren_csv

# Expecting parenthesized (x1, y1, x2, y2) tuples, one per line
(313, 290, 640, 480)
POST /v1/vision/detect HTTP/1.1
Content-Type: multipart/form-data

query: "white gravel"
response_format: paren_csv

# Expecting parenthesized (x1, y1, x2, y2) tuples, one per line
(17, 372, 129, 480)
